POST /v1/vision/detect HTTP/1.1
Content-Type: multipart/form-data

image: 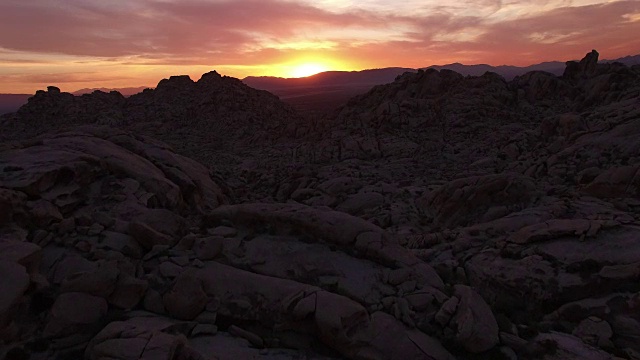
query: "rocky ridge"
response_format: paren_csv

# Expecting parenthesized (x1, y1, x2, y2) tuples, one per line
(1, 50, 640, 359)
(0, 71, 302, 162)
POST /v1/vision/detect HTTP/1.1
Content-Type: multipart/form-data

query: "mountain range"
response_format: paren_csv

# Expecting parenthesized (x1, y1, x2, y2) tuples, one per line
(426, 54, 640, 78)
(2, 53, 638, 116)
(242, 53, 640, 114)
(72, 86, 150, 96)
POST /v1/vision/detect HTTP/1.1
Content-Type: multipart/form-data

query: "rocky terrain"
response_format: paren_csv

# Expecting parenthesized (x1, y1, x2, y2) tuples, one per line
(2, 50, 640, 359)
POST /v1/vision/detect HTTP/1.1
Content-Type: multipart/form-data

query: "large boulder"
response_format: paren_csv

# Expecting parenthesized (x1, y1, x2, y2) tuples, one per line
(0, 126, 228, 215)
(436, 285, 500, 353)
(418, 174, 538, 228)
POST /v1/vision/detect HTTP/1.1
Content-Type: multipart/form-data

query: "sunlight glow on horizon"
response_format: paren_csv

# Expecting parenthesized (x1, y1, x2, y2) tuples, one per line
(0, 0, 638, 93)
(289, 63, 329, 78)
(268, 55, 358, 79)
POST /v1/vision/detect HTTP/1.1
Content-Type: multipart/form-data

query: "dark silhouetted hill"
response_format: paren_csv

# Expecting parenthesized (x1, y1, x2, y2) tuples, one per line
(243, 67, 416, 89)
(243, 68, 416, 115)
(0, 94, 31, 115)
(425, 61, 566, 79)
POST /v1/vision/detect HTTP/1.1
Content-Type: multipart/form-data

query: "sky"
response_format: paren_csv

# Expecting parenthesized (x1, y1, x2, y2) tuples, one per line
(1, 0, 639, 93)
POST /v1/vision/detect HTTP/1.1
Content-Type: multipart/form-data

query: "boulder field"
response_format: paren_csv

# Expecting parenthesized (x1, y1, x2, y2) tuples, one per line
(2, 50, 640, 359)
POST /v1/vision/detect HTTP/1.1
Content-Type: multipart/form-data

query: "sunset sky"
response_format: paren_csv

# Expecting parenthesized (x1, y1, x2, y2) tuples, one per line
(1, 0, 639, 93)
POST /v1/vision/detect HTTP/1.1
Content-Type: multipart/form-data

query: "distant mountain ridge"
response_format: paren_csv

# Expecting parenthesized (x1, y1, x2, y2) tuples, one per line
(243, 67, 416, 89)
(1, 53, 638, 116)
(73, 86, 151, 96)
(604, 54, 640, 66)
(424, 61, 566, 79)
(427, 54, 640, 79)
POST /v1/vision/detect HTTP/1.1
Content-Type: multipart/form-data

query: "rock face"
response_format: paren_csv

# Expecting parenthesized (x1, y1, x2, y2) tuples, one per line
(0, 126, 456, 359)
(0, 126, 228, 358)
(2, 50, 640, 359)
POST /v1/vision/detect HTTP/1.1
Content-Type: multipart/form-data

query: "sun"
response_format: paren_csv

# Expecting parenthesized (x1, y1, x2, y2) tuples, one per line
(289, 63, 328, 78)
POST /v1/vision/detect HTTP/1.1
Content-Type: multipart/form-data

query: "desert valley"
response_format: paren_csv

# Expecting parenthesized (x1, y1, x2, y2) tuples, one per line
(2, 49, 640, 360)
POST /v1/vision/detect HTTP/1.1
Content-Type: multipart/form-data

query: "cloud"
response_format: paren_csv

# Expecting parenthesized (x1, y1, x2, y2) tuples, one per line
(463, 0, 640, 63)
(0, 0, 639, 92)
(0, 72, 134, 84)
(1, 0, 637, 64)
(0, 0, 396, 62)
(336, 0, 640, 66)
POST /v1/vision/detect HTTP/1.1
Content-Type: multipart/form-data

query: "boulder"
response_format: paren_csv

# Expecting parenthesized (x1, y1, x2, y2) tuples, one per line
(0, 261, 30, 326)
(85, 317, 199, 360)
(439, 285, 500, 353)
(163, 272, 208, 320)
(419, 174, 537, 228)
(129, 221, 176, 250)
(43, 292, 108, 338)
